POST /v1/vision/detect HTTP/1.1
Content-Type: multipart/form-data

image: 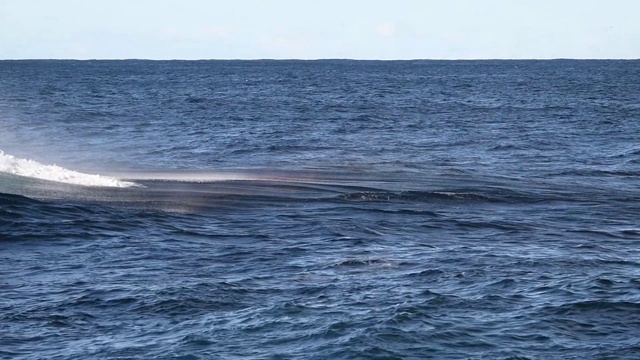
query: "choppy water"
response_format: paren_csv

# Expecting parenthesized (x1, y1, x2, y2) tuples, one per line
(1, 60, 640, 359)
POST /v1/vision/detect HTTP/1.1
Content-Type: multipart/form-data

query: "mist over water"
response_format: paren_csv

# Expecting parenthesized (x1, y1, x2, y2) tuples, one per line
(1, 60, 640, 359)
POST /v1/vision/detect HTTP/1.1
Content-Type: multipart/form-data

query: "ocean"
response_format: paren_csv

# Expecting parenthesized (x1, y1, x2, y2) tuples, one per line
(1, 59, 639, 359)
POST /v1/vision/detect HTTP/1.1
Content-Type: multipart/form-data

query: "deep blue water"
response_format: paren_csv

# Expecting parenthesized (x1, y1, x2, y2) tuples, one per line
(1, 60, 640, 359)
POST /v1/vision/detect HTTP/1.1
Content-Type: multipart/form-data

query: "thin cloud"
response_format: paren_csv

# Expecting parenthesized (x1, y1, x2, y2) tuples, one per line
(163, 26, 181, 39)
(198, 26, 230, 39)
(376, 22, 396, 38)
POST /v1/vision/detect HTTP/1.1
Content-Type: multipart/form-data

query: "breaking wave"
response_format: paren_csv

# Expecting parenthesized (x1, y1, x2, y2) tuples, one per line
(0, 150, 136, 188)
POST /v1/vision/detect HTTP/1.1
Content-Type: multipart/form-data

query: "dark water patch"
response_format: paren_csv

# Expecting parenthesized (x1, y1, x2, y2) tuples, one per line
(337, 190, 505, 203)
(406, 269, 446, 279)
(185, 95, 207, 104)
(331, 258, 395, 268)
(568, 228, 640, 240)
(542, 300, 640, 316)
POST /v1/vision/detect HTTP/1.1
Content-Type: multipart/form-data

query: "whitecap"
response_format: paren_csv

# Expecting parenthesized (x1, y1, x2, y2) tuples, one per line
(0, 150, 137, 188)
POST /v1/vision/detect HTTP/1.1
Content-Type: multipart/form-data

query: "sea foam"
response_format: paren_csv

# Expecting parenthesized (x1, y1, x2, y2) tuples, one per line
(0, 150, 136, 188)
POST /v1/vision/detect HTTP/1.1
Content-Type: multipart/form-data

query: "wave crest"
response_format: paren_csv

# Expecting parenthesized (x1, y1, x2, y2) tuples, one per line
(0, 150, 136, 188)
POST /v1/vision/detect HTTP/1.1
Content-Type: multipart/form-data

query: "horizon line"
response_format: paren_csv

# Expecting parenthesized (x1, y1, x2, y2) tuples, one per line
(1, 57, 639, 62)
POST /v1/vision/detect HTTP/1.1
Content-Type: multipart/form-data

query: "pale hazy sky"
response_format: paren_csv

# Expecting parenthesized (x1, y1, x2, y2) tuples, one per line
(1, 0, 638, 60)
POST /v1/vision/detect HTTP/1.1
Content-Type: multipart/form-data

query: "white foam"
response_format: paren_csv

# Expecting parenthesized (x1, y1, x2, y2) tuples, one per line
(0, 150, 137, 188)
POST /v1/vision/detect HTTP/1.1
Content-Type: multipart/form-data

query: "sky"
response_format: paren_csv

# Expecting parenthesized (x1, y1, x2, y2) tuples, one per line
(1, 0, 638, 60)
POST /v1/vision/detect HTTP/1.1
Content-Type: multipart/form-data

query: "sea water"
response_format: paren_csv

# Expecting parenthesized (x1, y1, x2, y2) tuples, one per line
(1, 60, 640, 359)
